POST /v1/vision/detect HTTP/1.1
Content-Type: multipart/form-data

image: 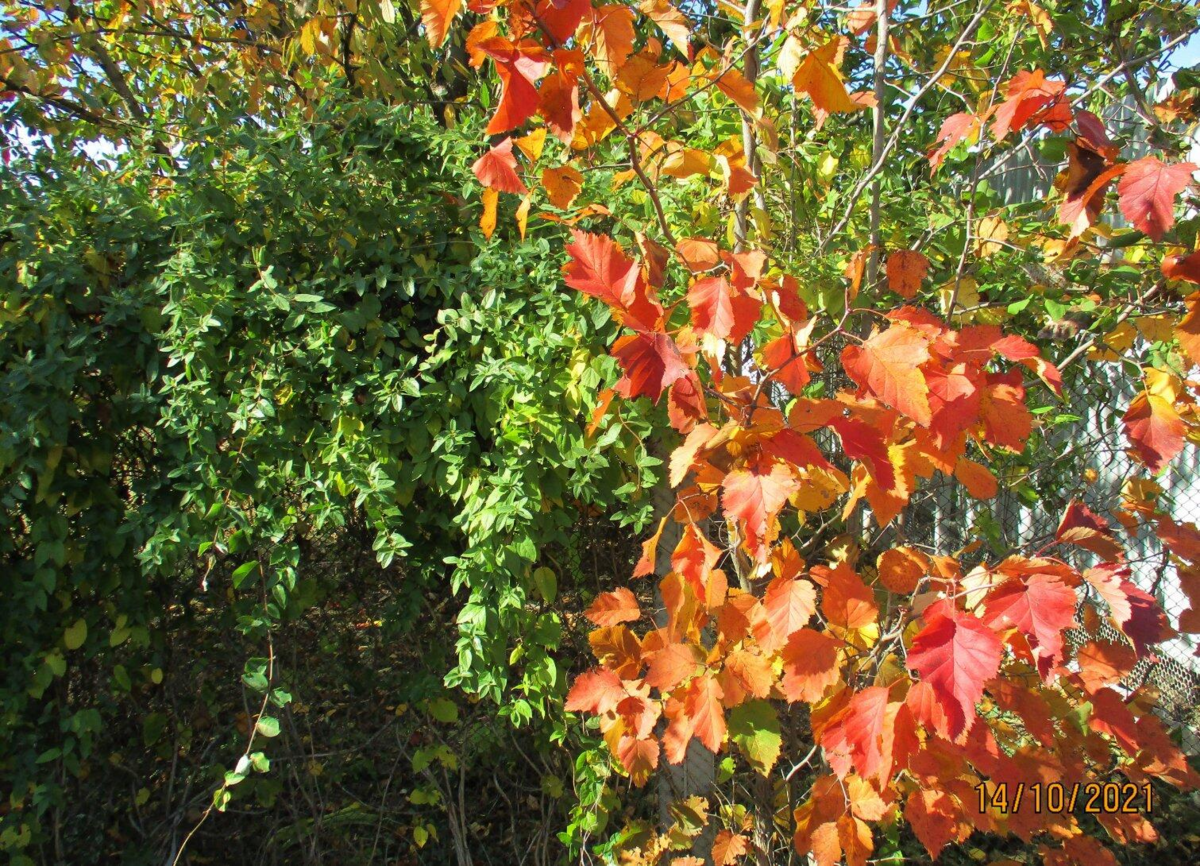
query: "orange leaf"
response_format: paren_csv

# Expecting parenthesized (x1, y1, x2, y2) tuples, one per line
(780, 628, 841, 702)
(646, 641, 702, 692)
(876, 546, 928, 594)
(760, 575, 817, 652)
(420, 0, 463, 47)
(612, 331, 690, 402)
(793, 39, 864, 116)
(565, 668, 626, 714)
(954, 456, 997, 499)
(822, 686, 890, 780)
(542, 164, 583, 209)
(885, 250, 928, 299)
(842, 326, 933, 426)
(1175, 292, 1200, 368)
(712, 830, 749, 865)
(638, 0, 691, 52)
(905, 788, 959, 860)
(588, 5, 635, 77)
(1122, 391, 1184, 472)
(480, 188, 499, 239)
(1075, 640, 1135, 692)
(715, 67, 760, 118)
(683, 674, 726, 752)
(616, 734, 660, 786)
(721, 457, 801, 560)
(585, 587, 641, 626)
(676, 237, 721, 272)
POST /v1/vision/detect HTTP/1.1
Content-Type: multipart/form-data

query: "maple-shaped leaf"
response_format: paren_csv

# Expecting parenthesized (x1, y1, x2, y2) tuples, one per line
(612, 331, 690, 402)
(683, 674, 726, 753)
(615, 733, 659, 786)
(721, 649, 774, 703)
(472, 137, 528, 194)
(980, 572, 1077, 673)
(712, 830, 751, 865)
(727, 699, 781, 775)
(793, 39, 865, 117)
(420, 0, 464, 47)
(929, 112, 981, 173)
(842, 326, 933, 426)
(1117, 156, 1196, 240)
(781, 628, 841, 702)
(885, 249, 929, 299)
(722, 456, 800, 560)
(822, 686, 890, 780)
(566, 668, 626, 714)
(906, 599, 1003, 740)
(877, 546, 928, 594)
(1055, 500, 1122, 559)
(585, 587, 641, 626)
(760, 575, 817, 652)
(906, 788, 959, 860)
(1123, 391, 1184, 472)
(645, 641, 702, 692)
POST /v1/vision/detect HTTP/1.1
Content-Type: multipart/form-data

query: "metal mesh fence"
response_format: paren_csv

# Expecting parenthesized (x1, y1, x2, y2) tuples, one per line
(899, 358, 1200, 740)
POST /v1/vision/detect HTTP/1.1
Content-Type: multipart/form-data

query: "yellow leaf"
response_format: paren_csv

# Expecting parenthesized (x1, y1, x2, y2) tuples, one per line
(480, 188, 498, 239)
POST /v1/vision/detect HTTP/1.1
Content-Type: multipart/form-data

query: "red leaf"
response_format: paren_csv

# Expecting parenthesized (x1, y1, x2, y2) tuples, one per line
(1123, 391, 1184, 472)
(538, 49, 583, 142)
(1055, 500, 1122, 559)
(565, 668, 626, 714)
(906, 599, 1003, 740)
(564, 231, 662, 331)
(990, 70, 1070, 141)
(828, 416, 895, 491)
(478, 38, 550, 135)
(672, 522, 721, 594)
(980, 572, 1077, 673)
(721, 457, 800, 560)
(612, 331, 690, 402)
(471, 138, 528, 194)
(842, 326, 932, 426)
(822, 686, 890, 780)
(929, 112, 980, 172)
(585, 587, 641, 626)
(420, 0, 464, 47)
(781, 628, 841, 702)
(1164, 251, 1200, 285)
(760, 333, 811, 394)
(687, 275, 760, 342)
(1117, 156, 1197, 241)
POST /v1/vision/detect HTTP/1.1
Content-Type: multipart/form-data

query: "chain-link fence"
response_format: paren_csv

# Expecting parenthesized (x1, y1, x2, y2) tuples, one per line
(899, 358, 1200, 742)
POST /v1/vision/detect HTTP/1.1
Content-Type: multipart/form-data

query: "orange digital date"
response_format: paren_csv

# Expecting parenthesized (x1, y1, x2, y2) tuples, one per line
(975, 782, 1153, 814)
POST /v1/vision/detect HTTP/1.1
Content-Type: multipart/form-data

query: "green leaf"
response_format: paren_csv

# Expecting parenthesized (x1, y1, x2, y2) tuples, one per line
(231, 560, 259, 588)
(426, 697, 458, 723)
(728, 699, 781, 775)
(64, 619, 87, 651)
(256, 716, 281, 738)
(532, 566, 557, 604)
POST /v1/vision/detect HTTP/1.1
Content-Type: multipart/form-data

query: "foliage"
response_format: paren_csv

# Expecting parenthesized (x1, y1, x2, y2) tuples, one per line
(0, 100, 653, 863)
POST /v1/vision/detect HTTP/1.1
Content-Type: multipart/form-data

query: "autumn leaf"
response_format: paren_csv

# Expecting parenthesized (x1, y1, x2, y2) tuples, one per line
(980, 572, 1077, 672)
(565, 668, 626, 714)
(722, 456, 801, 560)
(676, 237, 721, 272)
(842, 325, 933, 426)
(760, 575, 817, 652)
(638, 0, 691, 52)
(906, 599, 1003, 740)
(1164, 252, 1200, 286)
(1122, 391, 1184, 472)
(712, 829, 751, 865)
(420, 0, 463, 47)
(542, 164, 583, 209)
(1117, 156, 1197, 241)
(1076, 640, 1136, 692)
(683, 674, 726, 752)
(792, 39, 865, 117)
(646, 641, 703, 692)
(477, 38, 551, 135)
(564, 231, 663, 330)
(715, 67, 761, 118)
(616, 734, 660, 786)
(781, 628, 842, 702)
(905, 788, 959, 860)
(585, 587, 641, 626)
(588, 6, 635, 77)
(688, 276, 759, 342)
(876, 546, 928, 594)
(929, 112, 981, 173)
(612, 331, 690, 402)
(885, 250, 929, 299)
(822, 686, 890, 780)
(480, 188, 499, 239)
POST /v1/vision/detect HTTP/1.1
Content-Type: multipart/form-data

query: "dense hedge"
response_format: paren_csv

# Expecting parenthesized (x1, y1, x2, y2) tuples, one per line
(0, 102, 655, 864)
